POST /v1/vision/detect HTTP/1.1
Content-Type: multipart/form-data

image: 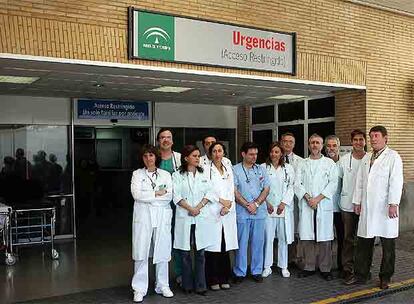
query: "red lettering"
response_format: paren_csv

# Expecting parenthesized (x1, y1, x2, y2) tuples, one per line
(232, 31, 287, 52)
(233, 31, 241, 45)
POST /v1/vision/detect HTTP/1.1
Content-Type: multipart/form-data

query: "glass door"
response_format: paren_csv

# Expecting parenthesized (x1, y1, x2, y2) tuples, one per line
(0, 125, 74, 237)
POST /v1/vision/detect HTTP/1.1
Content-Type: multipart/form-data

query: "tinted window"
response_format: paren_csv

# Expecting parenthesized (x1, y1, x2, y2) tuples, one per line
(252, 106, 274, 124)
(278, 101, 304, 122)
(252, 129, 273, 164)
(308, 97, 335, 119)
(308, 122, 335, 143)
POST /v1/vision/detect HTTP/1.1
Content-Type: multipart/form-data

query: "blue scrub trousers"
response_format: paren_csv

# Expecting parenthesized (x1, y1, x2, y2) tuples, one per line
(233, 218, 265, 277)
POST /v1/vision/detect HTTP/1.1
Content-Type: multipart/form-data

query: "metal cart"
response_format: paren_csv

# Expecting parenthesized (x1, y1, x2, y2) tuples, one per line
(0, 202, 14, 265)
(7, 204, 59, 265)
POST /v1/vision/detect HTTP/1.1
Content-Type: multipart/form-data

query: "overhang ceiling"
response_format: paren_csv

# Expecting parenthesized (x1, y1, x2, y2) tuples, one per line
(0, 57, 359, 106)
(355, 0, 414, 15)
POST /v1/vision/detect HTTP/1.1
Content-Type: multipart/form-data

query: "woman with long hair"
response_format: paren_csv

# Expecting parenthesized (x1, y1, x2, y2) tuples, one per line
(204, 142, 238, 290)
(130, 144, 174, 303)
(261, 141, 295, 279)
(172, 145, 214, 295)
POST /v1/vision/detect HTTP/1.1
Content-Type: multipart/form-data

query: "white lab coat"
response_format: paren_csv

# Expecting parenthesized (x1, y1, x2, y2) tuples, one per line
(172, 151, 181, 172)
(294, 156, 338, 242)
(261, 163, 295, 244)
(131, 168, 173, 263)
(204, 161, 238, 252)
(353, 147, 403, 238)
(200, 155, 232, 169)
(286, 152, 304, 173)
(338, 152, 364, 212)
(172, 169, 216, 251)
(333, 162, 342, 212)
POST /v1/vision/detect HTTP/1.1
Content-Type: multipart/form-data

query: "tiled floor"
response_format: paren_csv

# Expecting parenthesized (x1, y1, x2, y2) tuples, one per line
(2, 220, 414, 304)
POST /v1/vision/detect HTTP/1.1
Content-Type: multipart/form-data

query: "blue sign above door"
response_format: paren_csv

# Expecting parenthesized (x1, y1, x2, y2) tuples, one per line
(77, 99, 149, 121)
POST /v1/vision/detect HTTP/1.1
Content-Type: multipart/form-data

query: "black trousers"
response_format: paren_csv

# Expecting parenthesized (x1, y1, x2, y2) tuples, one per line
(355, 237, 396, 281)
(334, 212, 344, 270)
(205, 229, 232, 286)
(341, 211, 359, 274)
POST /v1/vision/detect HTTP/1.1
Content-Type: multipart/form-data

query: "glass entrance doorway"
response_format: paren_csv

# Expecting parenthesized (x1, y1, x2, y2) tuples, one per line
(74, 126, 150, 239)
(0, 124, 74, 237)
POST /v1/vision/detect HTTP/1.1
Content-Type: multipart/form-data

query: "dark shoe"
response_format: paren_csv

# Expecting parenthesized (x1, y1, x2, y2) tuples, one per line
(232, 276, 244, 284)
(196, 290, 207, 296)
(321, 272, 333, 281)
(379, 278, 390, 290)
(343, 272, 353, 282)
(297, 270, 315, 278)
(344, 274, 367, 285)
(252, 274, 263, 283)
(182, 289, 193, 294)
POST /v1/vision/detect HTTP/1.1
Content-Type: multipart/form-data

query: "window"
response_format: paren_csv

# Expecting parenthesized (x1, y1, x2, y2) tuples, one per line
(278, 101, 304, 122)
(308, 97, 335, 119)
(251, 95, 335, 158)
(252, 105, 274, 124)
(252, 129, 273, 164)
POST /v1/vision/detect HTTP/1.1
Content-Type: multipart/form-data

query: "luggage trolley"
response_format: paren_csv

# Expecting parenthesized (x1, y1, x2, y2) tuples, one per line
(0, 202, 14, 265)
(9, 203, 59, 263)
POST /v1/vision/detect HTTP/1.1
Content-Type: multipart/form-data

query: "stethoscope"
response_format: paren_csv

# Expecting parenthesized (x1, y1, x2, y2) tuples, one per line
(242, 163, 260, 184)
(267, 163, 289, 184)
(172, 153, 179, 171)
(145, 169, 158, 189)
(209, 161, 229, 180)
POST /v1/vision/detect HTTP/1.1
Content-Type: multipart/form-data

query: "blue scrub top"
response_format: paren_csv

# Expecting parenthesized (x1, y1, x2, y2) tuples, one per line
(233, 162, 270, 220)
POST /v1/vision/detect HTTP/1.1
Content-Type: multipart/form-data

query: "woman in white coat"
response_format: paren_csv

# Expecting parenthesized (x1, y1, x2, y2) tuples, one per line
(261, 141, 295, 279)
(204, 142, 238, 291)
(172, 145, 215, 295)
(130, 145, 174, 303)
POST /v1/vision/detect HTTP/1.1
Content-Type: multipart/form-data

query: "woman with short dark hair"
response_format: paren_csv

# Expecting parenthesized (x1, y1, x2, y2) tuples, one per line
(131, 144, 174, 303)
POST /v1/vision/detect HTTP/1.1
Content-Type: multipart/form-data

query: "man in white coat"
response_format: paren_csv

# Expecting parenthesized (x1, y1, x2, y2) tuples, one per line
(281, 132, 304, 267)
(281, 132, 304, 172)
(337, 129, 366, 281)
(325, 135, 344, 274)
(346, 126, 403, 289)
(295, 134, 338, 280)
(130, 145, 174, 303)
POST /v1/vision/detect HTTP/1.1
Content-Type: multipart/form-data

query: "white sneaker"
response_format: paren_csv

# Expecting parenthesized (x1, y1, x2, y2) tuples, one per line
(155, 286, 174, 298)
(262, 268, 272, 277)
(133, 291, 144, 303)
(281, 268, 291, 278)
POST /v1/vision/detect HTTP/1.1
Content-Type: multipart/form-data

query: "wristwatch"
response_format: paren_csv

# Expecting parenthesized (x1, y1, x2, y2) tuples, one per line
(254, 201, 260, 208)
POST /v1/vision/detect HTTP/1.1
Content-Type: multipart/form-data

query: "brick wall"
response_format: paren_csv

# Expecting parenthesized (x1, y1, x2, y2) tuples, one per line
(1, 0, 413, 179)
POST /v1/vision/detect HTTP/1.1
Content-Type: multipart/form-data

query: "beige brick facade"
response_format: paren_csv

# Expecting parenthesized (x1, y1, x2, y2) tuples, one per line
(1, 0, 413, 179)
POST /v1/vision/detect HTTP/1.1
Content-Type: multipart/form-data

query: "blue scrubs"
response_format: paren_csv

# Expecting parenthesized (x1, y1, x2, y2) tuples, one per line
(232, 163, 270, 277)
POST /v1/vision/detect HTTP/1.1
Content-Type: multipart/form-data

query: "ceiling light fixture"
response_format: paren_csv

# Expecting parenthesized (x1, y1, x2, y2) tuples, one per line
(0, 75, 40, 84)
(268, 94, 307, 100)
(150, 86, 193, 93)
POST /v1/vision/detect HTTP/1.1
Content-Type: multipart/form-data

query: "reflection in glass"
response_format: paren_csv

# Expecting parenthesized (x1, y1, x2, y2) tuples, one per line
(0, 125, 73, 235)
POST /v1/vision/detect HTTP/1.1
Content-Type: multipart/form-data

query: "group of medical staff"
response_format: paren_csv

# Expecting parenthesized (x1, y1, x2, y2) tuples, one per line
(130, 126, 404, 303)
